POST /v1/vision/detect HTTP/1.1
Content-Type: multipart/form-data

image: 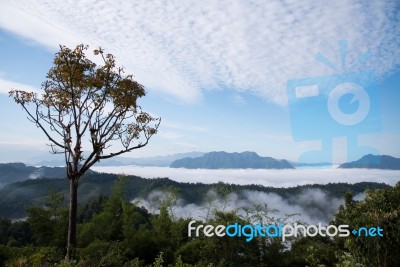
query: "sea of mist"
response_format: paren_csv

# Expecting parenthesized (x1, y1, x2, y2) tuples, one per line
(91, 166, 399, 224)
(131, 187, 358, 225)
(91, 165, 400, 187)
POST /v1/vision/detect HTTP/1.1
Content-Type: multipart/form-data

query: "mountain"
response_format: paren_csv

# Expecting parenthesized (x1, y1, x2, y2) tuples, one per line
(0, 163, 97, 188)
(0, 163, 68, 188)
(0, 163, 35, 187)
(170, 151, 294, 169)
(339, 154, 400, 170)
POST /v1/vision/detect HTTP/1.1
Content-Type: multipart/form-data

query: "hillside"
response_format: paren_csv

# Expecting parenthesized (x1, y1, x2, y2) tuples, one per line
(0, 171, 389, 220)
(170, 151, 294, 169)
(339, 154, 400, 170)
(0, 163, 68, 187)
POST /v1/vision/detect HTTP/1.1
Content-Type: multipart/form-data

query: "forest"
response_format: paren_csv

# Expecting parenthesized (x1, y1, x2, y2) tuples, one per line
(0, 175, 399, 267)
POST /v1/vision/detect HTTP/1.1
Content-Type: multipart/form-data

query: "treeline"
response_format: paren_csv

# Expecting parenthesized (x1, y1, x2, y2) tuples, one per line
(0, 177, 399, 266)
(0, 172, 389, 219)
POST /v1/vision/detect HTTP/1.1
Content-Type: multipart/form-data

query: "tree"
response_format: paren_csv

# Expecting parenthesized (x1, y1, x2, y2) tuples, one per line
(9, 44, 160, 259)
(27, 189, 68, 249)
(332, 182, 400, 267)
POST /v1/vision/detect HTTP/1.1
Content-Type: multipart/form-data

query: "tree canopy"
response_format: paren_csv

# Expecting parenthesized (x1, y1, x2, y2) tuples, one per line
(9, 44, 160, 259)
(10, 44, 160, 178)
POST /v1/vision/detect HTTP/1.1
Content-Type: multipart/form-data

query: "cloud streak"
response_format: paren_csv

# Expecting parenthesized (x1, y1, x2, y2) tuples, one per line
(0, 78, 39, 95)
(1, 0, 399, 105)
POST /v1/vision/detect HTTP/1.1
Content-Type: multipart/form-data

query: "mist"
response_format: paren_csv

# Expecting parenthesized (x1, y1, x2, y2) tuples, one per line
(94, 166, 398, 224)
(29, 168, 44, 179)
(92, 165, 400, 187)
(132, 188, 353, 225)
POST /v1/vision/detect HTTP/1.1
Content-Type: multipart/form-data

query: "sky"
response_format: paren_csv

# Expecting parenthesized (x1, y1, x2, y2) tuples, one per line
(0, 0, 399, 164)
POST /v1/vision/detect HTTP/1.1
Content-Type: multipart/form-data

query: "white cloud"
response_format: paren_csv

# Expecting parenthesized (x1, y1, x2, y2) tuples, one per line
(133, 188, 344, 224)
(1, 0, 399, 105)
(0, 78, 39, 94)
(0, 2, 79, 49)
(92, 166, 400, 188)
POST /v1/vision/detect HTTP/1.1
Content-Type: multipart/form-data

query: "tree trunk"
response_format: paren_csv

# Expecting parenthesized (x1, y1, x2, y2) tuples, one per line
(66, 178, 78, 259)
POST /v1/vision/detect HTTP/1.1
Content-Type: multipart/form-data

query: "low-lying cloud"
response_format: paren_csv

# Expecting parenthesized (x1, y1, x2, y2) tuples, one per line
(132, 188, 346, 225)
(92, 166, 400, 187)
(95, 166, 398, 224)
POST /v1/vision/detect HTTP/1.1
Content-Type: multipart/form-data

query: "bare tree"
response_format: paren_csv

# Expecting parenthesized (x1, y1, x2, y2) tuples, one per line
(9, 44, 160, 259)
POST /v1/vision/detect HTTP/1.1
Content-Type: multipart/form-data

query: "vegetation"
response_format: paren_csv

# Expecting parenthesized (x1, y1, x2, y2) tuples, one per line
(332, 185, 400, 267)
(9, 44, 160, 258)
(0, 172, 389, 219)
(0, 176, 398, 266)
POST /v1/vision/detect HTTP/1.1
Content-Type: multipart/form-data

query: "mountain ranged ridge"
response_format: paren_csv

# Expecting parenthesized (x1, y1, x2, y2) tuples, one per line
(170, 151, 294, 169)
(339, 154, 400, 170)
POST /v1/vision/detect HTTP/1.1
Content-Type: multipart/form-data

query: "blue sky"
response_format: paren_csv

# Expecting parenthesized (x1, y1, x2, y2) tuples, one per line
(0, 0, 399, 164)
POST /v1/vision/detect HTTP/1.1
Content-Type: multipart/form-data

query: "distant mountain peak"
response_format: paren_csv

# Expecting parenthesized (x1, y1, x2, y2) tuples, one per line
(170, 151, 294, 169)
(339, 154, 400, 170)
